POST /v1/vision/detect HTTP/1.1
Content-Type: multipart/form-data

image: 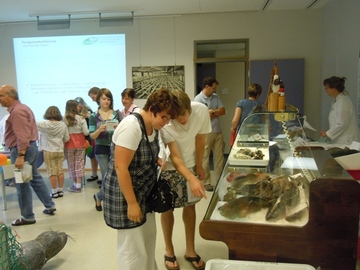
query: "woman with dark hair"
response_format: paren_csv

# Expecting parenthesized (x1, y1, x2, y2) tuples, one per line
(103, 88, 181, 270)
(230, 83, 264, 146)
(37, 106, 69, 198)
(320, 76, 360, 144)
(121, 88, 139, 117)
(90, 88, 123, 211)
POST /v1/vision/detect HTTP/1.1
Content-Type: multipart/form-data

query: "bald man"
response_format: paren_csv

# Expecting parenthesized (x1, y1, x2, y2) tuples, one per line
(0, 85, 56, 226)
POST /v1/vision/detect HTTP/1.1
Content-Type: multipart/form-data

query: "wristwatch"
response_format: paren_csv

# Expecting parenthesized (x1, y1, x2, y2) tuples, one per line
(18, 153, 25, 157)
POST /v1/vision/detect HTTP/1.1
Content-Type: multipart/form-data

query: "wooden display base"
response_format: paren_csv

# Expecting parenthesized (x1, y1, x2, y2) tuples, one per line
(200, 150, 360, 270)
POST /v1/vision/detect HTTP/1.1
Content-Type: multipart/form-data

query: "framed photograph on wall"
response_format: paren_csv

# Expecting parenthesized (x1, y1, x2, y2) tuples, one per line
(132, 65, 185, 99)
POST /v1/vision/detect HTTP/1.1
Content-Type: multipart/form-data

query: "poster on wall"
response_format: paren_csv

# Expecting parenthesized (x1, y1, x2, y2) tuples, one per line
(132, 65, 185, 99)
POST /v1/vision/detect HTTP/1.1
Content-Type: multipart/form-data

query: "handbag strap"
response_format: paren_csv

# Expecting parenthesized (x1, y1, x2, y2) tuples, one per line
(132, 112, 156, 166)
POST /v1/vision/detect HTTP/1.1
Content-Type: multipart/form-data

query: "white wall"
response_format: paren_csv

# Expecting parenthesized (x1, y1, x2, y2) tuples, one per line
(216, 62, 246, 152)
(321, 0, 360, 131)
(0, 9, 324, 122)
(0, 9, 333, 169)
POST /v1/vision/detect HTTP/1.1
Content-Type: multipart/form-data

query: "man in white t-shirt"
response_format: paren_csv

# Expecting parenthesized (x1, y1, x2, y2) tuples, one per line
(160, 90, 210, 270)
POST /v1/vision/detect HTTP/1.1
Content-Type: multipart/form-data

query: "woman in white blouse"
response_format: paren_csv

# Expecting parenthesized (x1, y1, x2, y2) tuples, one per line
(320, 76, 360, 144)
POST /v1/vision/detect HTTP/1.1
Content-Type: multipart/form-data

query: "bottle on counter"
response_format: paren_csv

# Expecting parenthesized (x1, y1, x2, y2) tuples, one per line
(278, 80, 285, 111)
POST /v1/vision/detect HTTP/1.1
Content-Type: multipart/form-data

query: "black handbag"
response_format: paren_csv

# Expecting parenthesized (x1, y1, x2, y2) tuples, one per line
(132, 113, 176, 213)
(146, 176, 176, 213)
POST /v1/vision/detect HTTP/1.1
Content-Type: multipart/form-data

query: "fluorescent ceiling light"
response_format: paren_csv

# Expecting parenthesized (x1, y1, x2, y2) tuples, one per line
(99, 12, 133, 27)
(37, 15, 70, 30)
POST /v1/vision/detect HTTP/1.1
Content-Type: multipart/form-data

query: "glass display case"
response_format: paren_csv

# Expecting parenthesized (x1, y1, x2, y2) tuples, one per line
(199, 110, 360, 270)
(211, 110, 323, 226)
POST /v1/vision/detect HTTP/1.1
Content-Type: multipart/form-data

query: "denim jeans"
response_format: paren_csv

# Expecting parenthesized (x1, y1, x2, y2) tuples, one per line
(10, 142, 55, 220)
(95, 154, 110, 202)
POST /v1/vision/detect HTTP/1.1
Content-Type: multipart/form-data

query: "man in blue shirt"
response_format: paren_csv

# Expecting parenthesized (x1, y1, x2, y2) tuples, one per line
(194, 76, 225, 191)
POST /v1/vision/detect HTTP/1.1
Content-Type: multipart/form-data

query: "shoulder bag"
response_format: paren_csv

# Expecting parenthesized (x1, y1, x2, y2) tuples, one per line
(132, 113, 176, 213)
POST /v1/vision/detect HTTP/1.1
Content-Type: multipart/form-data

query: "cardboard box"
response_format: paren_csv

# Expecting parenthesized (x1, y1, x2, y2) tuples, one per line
(205, 259, 316, 270)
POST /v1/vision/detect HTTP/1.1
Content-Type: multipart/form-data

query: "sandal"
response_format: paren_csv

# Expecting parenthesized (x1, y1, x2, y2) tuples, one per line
(50, 192, 59, 198)
(57, 191, 64, 197)
(184, 254, 205, 270)
(164, 255, 179, 270)
(12, 218, 36, 226)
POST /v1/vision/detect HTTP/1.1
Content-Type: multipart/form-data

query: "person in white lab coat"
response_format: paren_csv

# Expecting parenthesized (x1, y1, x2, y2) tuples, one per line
(320, 76, 360, 144)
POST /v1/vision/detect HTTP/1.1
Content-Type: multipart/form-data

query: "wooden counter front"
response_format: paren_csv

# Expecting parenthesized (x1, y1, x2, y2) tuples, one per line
(200, 166, 360, 269)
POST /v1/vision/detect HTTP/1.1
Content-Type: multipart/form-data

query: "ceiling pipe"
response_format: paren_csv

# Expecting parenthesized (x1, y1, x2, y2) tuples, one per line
(307, 0, 319, 9)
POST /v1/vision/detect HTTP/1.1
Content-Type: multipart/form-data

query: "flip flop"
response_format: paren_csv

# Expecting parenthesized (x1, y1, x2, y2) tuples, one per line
(184, 254, 205, 270)
(164, 255, 180, 270)
(12, 218, 36, 226)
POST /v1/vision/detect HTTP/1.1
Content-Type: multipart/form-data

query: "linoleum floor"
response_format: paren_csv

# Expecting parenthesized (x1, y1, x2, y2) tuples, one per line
(1, 171, 359, 269)
(1, 171, 228, 270)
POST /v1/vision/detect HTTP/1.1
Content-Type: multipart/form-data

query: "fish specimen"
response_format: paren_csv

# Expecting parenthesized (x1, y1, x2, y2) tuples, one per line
(265, 174, 309, 221)
(218, 196, 271, 220)
(285, 207, 309, 222)
(229, 175, 291, 202)
(223, 172, 271, 201)
(226, 171, 247, 182)
(265, 182, 301, 221)
(233, 148, 265, 160)
(220, 172, 310, 223)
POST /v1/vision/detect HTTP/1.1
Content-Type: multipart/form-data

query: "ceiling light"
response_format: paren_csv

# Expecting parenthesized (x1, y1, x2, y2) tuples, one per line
(99, 12, 133, 27)
(37, 15, 70, 30)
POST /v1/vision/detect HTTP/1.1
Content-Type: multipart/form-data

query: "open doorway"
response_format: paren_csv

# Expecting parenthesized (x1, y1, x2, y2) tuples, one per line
(194, 39, 249, 152)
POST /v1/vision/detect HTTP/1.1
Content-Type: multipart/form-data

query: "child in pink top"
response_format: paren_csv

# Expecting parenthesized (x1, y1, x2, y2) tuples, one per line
(63, 100, 89, 192)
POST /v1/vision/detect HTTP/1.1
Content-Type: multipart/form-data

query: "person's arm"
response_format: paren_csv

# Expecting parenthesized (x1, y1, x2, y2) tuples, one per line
(319, 131, 327, 137)
(89, 114, 106, 140)
(231, 107, 242, 132)
(12, 109, 32, 168)
(63, 125, 70, 142)
(36, 121, 44, 132)
(81, 117, 89, 136)
(167, 141, 206, 199)
(210, 106, 226, 119)
(195, 133, 206, 180)
(114, 145, 143, 223)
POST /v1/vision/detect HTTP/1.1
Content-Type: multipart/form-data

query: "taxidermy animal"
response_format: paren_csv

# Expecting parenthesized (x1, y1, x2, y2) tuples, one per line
(21, 230, 68, 269)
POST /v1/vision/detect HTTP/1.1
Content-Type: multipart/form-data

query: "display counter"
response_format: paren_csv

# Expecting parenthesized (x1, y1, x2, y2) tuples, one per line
(199, 111, 360, 270)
